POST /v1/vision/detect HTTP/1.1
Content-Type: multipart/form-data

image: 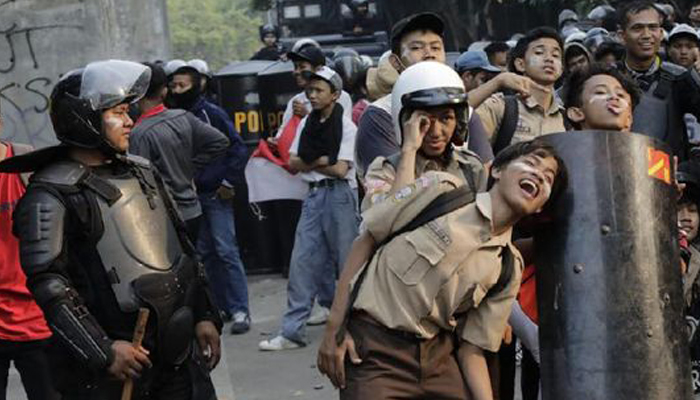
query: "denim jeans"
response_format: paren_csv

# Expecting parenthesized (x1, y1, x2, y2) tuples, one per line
(281, 181, 359, 344)
(197, 193, 249, 315)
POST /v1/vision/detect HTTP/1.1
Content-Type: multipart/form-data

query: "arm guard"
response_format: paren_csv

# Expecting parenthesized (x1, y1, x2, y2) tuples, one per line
(30, 274, 114, 371)
(14, 188, 114, 371)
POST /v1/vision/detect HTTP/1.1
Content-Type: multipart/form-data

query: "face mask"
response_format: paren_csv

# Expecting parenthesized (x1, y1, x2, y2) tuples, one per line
(166, 86, 201, 110)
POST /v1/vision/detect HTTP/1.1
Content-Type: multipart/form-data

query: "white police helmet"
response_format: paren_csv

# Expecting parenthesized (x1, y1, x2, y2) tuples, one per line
(391, 61, 469, 147)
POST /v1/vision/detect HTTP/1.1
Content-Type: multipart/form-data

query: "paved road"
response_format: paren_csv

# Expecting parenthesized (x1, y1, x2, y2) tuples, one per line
(7, 275, 524, 400)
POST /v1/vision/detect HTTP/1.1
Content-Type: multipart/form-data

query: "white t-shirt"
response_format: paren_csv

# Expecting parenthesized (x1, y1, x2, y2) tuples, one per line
(290, 111, 357, 183)
(277, 90, 353, 138)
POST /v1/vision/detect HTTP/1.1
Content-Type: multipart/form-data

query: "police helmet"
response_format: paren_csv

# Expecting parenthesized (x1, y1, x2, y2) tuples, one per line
(50, 60, 150, 152)
(332, 48, 365, 91)
(391, 61, 469, 147)
(260, 24, 279, 41)
(188, 59, 212, 78)
(163, 59, 188, 76)
(678, 161, 700, 202)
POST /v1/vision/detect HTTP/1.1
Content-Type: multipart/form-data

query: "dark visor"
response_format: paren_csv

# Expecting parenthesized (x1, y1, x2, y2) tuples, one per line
(401, 87, 468, 109)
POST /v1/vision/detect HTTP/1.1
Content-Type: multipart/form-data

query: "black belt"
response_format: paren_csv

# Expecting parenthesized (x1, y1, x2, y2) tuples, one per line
(309, 179, 341, 189)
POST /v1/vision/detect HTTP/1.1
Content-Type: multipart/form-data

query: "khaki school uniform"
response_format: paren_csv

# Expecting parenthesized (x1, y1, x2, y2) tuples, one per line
(361, 146, 487, 212)
(341, 172, 523, 400)
(475, 93, 566, 145)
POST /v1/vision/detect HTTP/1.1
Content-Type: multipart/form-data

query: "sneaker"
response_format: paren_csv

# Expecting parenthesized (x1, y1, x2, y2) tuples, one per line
(230, 312, 250, 335)
(258, 335, 302, 351)
(307, 305, 330, 326)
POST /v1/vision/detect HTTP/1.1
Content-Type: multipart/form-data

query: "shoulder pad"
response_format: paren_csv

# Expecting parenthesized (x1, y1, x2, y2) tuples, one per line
(14, 188, 66, 274)
(122, 153, 152, 169)
(660, 62, 686, 77)
(31, 160, 88, 187)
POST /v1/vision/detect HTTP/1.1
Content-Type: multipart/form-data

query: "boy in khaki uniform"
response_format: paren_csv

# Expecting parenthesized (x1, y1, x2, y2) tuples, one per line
(475, 27, 566, 148)
(318, 140, 567, 400)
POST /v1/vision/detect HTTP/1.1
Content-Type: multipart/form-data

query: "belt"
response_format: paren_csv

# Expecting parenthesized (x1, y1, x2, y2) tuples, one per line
(351, 311, 423, 342)
(309, 179, 341, 189)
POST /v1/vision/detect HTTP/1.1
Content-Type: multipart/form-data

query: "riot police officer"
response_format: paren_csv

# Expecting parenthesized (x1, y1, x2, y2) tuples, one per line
(0, 60, 222, 400)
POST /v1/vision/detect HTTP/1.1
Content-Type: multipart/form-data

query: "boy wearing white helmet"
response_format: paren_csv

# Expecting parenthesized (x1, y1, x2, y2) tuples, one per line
(362, 61, 487, 211)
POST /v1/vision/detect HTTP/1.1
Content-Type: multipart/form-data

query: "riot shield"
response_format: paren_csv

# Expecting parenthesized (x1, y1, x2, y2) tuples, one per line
(535, 130, 692, 399)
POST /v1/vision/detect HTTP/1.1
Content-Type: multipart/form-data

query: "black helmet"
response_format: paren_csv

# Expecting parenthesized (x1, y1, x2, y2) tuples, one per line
(50, 60, 150, 152)
(679, 161, 700, 203)
(351, 0, 369, 8)
(260, 24, 279, 41)
(332, 48, 364, 92)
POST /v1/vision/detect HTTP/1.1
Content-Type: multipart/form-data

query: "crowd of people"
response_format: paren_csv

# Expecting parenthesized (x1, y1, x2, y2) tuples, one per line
(2, 0, 700, 399)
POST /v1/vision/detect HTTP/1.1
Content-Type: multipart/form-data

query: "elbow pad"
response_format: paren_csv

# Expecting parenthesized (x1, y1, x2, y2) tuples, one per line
(31, 275, 114, 371)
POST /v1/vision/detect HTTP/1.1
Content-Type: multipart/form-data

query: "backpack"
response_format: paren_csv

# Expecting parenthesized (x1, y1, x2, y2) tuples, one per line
(493, 95, 520, 155)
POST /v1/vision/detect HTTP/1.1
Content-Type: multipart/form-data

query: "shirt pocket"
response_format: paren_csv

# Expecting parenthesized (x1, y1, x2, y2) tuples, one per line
(386, 229, 446, 286)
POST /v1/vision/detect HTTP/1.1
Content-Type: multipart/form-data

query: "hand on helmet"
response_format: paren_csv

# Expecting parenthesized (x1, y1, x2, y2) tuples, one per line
(402, 110, 432, 152)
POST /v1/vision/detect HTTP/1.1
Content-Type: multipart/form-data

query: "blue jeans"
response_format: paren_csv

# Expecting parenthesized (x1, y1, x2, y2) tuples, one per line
(197, 193, 249, 315)
(281, 181, 359, 344)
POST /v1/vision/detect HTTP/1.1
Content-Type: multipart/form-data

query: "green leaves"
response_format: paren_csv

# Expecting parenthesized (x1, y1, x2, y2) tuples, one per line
(167, 0, 264, 71)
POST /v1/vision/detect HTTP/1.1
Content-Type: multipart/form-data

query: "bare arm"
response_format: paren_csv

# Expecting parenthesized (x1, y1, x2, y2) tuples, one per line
(457, 342, 493, 400)
(316, 160, 350, 178)
(288, 154, 328, 172)
(318, 231, 377, 388)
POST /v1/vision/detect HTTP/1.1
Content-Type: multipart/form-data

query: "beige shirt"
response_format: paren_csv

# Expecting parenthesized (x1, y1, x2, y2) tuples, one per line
(361, 147, 487, 212)
(475, 93, 566, 145)
(353, 172, 523, 352)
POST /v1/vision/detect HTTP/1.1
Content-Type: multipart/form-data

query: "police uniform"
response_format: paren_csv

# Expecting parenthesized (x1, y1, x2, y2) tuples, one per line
(342, 172, 523, 400)
(362, 146, 487, 212)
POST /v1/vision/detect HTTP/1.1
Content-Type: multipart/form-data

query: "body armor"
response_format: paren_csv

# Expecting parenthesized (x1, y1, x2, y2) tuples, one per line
(22, 155, 204, 367)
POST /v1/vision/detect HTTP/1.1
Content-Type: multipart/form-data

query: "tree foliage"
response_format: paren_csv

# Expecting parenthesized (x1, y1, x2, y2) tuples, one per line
(167, 0, 264, 71)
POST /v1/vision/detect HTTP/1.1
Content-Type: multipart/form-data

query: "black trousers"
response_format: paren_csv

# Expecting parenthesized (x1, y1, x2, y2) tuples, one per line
(0, 339, 60, 400)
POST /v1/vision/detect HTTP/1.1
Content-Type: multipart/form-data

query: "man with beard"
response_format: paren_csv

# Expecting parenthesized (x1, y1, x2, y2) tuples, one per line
(168, 64, 252, 335)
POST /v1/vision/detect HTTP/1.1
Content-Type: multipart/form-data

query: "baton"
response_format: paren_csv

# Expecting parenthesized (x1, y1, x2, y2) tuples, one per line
(121, 308, 150, 400)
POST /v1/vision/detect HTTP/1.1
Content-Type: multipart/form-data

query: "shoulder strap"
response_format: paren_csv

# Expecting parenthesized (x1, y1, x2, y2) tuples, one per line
(337, 185, 473, 344)
(653, 68, 675, 100)
(486, 246, 515, 299)
(493, 95, 519, 155)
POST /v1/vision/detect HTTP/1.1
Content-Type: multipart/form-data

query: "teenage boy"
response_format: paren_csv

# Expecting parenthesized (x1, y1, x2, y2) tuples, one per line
(564, 64, 642, 131)
(275, 43, 353, 135)
(475, 27, 567, 153)
(355, 12, 528, 174)
(0, 136, 58, 399)
(317, 140, 568, 400)
(454, 51, 502, 92)
(129, 62, 229, 242)
(259, 67, 359, 351)
(667, 24, 700, 69)
(617, 1, 700, 160)
(168, 63, 252, 334)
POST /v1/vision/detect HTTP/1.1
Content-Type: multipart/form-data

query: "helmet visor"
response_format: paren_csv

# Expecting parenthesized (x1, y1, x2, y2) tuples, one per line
(401, 87, 468, 110)
(80, 60, 151, 111)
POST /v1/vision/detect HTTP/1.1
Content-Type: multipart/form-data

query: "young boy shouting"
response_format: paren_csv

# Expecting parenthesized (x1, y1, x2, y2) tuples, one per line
(318, 139, 567, 400)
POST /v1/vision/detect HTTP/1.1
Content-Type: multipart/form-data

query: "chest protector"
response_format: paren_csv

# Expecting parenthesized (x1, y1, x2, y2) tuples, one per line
(33, 156, 197, 365)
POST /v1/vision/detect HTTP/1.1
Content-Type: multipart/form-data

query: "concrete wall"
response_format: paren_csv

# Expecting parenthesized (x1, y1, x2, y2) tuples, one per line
(0, 0, 170, 147)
